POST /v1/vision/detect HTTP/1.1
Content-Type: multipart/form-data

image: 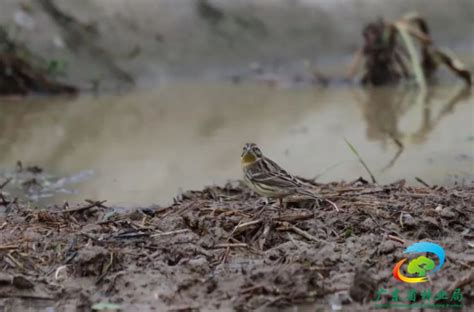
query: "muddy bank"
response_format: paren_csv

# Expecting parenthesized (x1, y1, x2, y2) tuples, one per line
(0, 179, 473, 311)
(1, 0, 473, 88)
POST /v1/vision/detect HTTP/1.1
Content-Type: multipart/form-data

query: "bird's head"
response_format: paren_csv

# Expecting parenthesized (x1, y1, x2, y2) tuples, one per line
(241, 143, 263, 165)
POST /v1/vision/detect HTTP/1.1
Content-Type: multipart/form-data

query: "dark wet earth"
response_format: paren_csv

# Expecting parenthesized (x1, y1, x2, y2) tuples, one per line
(0, 179, 472, 311)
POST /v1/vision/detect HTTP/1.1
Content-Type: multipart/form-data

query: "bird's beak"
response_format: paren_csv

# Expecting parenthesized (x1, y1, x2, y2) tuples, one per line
(241, 150, 248, 161)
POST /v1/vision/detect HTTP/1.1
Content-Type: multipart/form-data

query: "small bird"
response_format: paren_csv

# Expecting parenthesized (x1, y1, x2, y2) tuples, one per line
(241, 142, 328, 209)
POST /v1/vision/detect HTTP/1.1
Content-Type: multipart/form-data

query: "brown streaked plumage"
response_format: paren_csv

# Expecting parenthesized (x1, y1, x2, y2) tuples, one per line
(240, 142, 321, 207)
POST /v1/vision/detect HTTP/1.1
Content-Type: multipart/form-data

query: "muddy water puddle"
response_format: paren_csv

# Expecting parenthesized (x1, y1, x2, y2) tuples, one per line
(0, 83, 472, 206)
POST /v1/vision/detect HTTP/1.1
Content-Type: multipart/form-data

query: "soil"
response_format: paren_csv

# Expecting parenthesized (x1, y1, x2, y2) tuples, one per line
(0, 178, 473, 311)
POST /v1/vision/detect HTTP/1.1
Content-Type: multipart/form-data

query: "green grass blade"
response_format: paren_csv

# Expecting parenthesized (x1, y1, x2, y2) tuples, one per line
(344, 138, 377, 184)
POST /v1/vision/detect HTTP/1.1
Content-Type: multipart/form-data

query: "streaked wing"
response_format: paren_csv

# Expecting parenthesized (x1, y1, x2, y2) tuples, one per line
(246, 157, 302, 189)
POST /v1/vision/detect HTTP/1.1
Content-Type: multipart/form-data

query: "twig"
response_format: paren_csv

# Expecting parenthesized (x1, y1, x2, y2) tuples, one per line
(0, 245, 18, 251)
(162, 202, 196, 218)
(229, 237, 263, 255)
(240, 284, 268, 294)
(349, 177, 369, 185)
(85, 199, 108, 208)
(167, 305, 201, 312)
(236, 219, 263, 229)
(398, 193, 440, 199)
(356, 188, 386, 195)
(0, 193, 7, 205)
(256, 296, 284, 310)
(324, 198, 340, 212)
(213, 243, 248, 249)
(331, 186, 366, 193)
(5, 198, 18, 213)
(96, 252, 114, 284)
(258, 223, 271, 250)
(447, 269, 474, 293)
(232, 219, 262, 236)
(193, 245, 213, 258)
(388, 234, 406, 245)
(60, 200, 107, 213)
(287, 233, 302, 251)
(64, 251, 78, 265)
(275, 212, 314, 222)
(150, 229, 189, 238)
(225, 220, 242, 243)
(54, 265, 68, 280)
(154, 206, 174, 214)
(446, 255, 471, 270)
(5, 253, 24, 269)
(289, 225, 322, 242)
(105, 271, 125, 295)
(79, 231, 101, 242)
(276, 222, 323, 243)
(0, 294, 54, 300)
(0, 178, 12, 190)
(226, 215, 261, 243)
(219, 247, 231, 264)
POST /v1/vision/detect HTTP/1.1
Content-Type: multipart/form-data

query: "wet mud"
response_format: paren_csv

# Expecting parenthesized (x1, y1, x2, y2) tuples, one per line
(0, 179, 473, 311)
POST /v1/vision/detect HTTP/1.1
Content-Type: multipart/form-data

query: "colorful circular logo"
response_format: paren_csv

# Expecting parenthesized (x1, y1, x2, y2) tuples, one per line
(392, 242, 445, 283)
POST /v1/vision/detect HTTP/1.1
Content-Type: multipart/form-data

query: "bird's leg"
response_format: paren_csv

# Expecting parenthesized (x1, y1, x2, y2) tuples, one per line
(268, 198, 281, 215)
(279, 197, 289, 210)
(277, 198, 287, 216)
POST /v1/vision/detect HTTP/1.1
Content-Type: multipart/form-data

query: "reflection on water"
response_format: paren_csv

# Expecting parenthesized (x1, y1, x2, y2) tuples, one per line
(355, 86, 472, 170)
(0, 83, 472, 206)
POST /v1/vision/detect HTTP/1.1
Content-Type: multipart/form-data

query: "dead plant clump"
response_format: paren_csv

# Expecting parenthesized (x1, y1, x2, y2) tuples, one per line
(0, 178, 473, 311)
(0, 27, 77, 96)
(348, 12, 472, 87)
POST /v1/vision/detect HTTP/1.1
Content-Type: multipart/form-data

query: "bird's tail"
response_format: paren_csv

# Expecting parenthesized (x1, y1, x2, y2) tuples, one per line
(296, 187, 340, 212)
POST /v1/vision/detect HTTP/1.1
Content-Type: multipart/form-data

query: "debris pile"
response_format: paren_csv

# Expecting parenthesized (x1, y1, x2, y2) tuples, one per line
(0, 27, 76, 96)
(347, 13, 472, 87)
(0, 179, 473, 311)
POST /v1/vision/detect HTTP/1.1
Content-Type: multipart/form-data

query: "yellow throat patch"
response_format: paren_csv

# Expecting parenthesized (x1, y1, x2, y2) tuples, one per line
(241, 153, 257, 166)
